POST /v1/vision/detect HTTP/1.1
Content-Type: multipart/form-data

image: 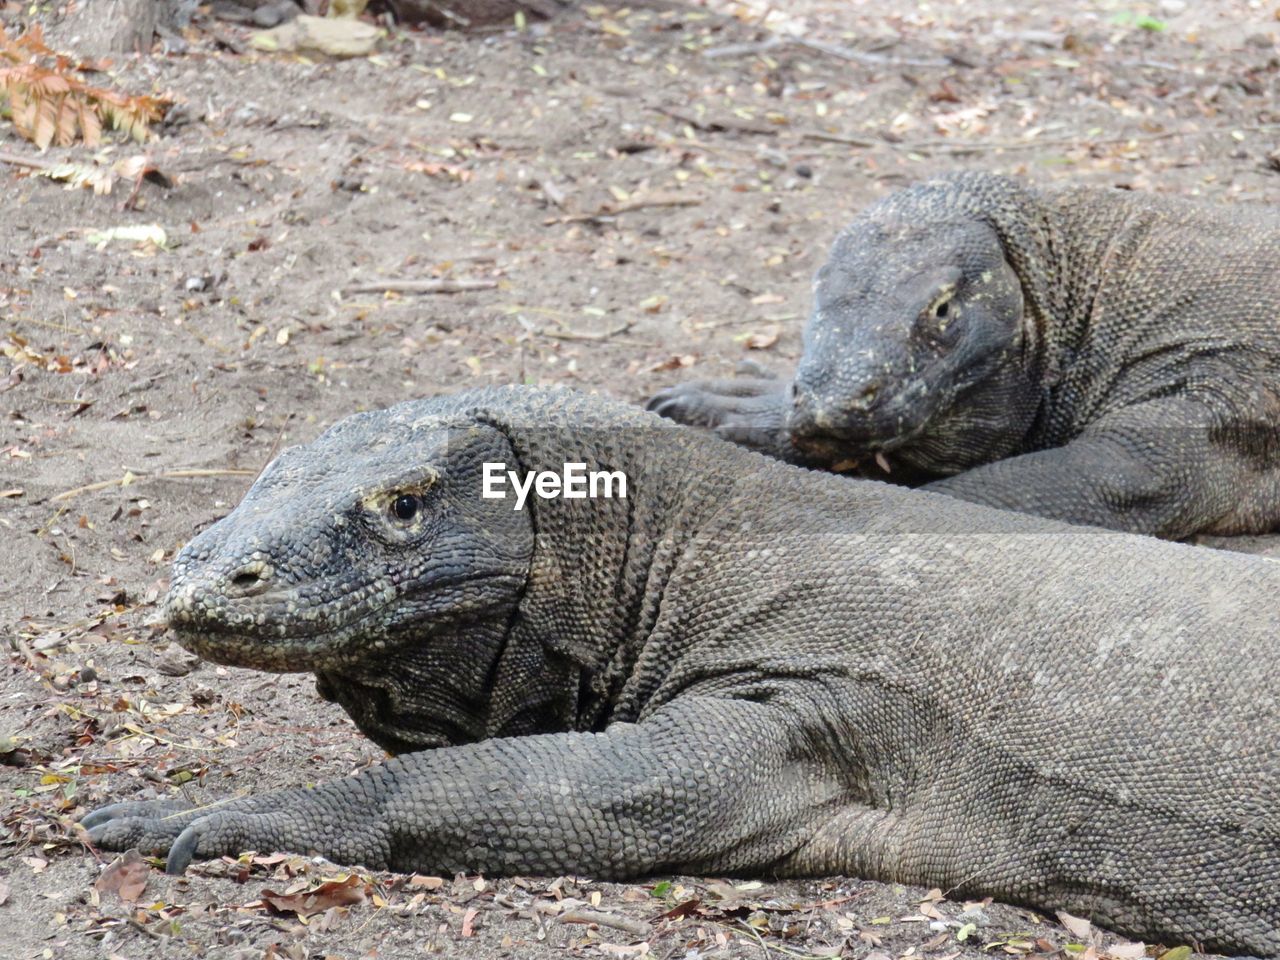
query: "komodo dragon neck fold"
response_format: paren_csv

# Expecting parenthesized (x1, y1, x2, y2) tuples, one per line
(463, 403, 743, 735)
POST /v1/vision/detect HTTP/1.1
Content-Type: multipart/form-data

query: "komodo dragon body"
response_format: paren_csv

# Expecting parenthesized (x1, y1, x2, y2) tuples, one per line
(84, 388, 1279, 954)
(649, 172, 1280, 539)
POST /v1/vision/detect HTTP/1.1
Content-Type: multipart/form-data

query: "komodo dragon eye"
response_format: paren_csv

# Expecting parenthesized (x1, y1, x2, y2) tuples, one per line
(921, 286, 958, 336)
(391, 494, 421, 521)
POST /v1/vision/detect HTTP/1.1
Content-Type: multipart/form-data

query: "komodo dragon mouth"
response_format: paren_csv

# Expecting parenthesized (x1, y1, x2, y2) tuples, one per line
(787, 376, 975, 473)
(163, 571, 528, 673)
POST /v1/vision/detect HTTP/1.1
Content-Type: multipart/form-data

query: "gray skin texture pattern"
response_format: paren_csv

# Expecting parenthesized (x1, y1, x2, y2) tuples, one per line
(83, 387, 1279, 955)
(648, 172, 1280, 539)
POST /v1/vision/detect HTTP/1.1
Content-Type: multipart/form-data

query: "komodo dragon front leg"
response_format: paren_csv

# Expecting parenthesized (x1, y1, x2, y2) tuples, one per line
(84, 697, 857, 877)
(925, 398, 1248, 539)
(646, 378, 841, 465)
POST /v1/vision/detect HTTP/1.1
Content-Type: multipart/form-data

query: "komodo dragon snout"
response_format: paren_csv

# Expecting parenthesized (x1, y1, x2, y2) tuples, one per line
(787, 217, 1028, 464)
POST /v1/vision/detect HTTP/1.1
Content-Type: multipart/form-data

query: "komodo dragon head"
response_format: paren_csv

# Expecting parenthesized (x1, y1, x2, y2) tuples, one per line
(158, 388, 704, 755)
(788, 176, 1044, 475)
(162, 403, 536, 750)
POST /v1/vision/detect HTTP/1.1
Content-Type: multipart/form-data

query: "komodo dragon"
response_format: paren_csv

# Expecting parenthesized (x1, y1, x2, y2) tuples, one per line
(83, 387, 1279, 955)
(648, 172, 1280, 539)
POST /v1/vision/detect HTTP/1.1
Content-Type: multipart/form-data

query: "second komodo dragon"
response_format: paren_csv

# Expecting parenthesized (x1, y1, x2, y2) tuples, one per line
(84, 387, 1279, 955)
(649, 172, 1280, 539)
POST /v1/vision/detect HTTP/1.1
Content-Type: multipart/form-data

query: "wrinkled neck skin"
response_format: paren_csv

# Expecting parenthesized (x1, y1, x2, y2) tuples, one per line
(881, 175, 1079, 476)
(886, 361, 1041, 478)
(315, 620, 523, 754)
(319, 405, 736, 755)
(490, 413, 741, 734)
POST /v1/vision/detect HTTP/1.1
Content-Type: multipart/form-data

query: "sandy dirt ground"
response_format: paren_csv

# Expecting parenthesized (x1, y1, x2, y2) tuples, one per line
(3, 0, 1280, 957)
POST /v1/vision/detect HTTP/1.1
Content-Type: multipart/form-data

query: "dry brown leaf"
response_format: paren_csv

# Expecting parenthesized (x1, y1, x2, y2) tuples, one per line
(1105, 942, 1148, 959)
(1056, 911, 1095, 940)
(260, 874, 370, 917)
(0, 24, 168, 149)
(94, 849, 150, 902)
(646, 355, 696, 373)
(918, 900, 944, 920)
(461, 906, 479, 937)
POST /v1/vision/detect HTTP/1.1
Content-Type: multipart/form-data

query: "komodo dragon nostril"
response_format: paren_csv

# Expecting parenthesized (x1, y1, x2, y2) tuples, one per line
(852, 382, 881, 409)
(227, 562, 273, 596)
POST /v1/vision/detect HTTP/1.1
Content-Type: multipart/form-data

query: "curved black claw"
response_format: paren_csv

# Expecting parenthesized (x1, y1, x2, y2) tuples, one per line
(80, 797, 216, 868)
(646, 377, 790, 432)
(645, 382, 724, 428)
(80, 803, 129, 831)
(81, 798, 196, 833)
(167, 825, 201, 875)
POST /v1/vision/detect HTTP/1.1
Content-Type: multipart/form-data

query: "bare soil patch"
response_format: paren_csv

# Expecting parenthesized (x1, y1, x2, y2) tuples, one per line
(4, 1, 1279, 956)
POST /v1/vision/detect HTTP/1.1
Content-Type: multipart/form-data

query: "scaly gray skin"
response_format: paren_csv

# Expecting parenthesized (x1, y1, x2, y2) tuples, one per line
(83, 387, 1279, 955)
(648, 172, 1280, 539)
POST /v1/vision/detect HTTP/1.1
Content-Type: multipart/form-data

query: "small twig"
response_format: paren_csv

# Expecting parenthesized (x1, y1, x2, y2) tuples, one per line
(50, 468, 255, 503)
(701, 36, 786, 59)
(7, 632, 40, 672)
(799, 130, 881, 148)
(171, 154, 269, 174)
(702, 34, 952, 69)
(0, 151, 53, 171)
(1117, 59, 1183, 72)
(560, 907, 650, 939)
(541, 321, 634, 342)
(125, 917, 164, 940)
(790, 35, 954, 68)
(537, 176, 569, 209)
(734, 917, 840, 959)
(515, 313, 637, 342)
(889, 128, 1192, 154)
(610, 195, 704, 214)
(550, 193, 705, 224)
(9, 316, 82, 334)
(655, 106, 777, 137)
(120, 168, 147, 212)
(340, 279, 498, 296)
(694, 313, 800, 329)
(256, 415, 292, 482)
(802, 122, 1280, 156)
